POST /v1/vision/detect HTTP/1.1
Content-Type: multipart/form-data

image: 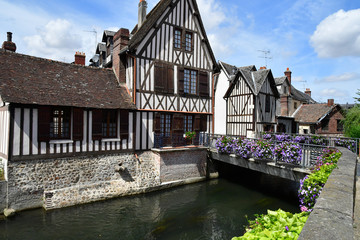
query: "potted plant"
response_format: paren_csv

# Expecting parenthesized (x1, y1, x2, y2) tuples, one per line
(184, 131, 196, 145)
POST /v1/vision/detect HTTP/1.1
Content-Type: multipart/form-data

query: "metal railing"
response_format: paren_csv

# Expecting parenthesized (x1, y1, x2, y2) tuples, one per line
(153, 132, 210, 149)
(259, 132, 359, 154)
(208, 134, 328, 168)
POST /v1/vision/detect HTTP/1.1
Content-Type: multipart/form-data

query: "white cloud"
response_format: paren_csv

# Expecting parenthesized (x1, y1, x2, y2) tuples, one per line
(197, 0, 227, 31)
(24, 19, 83, 62)
(292, 76, 304, 82)
(321, 72, 360, 82)
(310, 9, 360, 58)
(320, 88, 348, 97)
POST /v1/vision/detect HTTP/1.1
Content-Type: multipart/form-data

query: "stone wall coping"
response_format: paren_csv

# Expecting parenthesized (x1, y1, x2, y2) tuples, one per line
(151, 146, 208, 153)
(49, 139, 73, 144)
(298, 147, 357, 240)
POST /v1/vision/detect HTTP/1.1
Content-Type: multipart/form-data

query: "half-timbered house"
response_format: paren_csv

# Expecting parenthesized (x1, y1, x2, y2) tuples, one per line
(0, 46, 136, 179)
(109, 0, 219, 149)
(216, 61, 279, 138)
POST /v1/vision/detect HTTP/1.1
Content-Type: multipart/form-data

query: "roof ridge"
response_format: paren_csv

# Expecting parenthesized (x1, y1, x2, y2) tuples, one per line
(0, 48, 112, 71)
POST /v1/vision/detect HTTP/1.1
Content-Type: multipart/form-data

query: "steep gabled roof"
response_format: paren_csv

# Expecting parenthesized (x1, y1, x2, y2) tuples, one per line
(275, 76, 288, 86)
(0, 49, 136, 109)
(96, 43, 106, 54)
(220, 61, 279, 99)
(291, 86, 316, 103)
(293, 103, 340, 124)
(102, 30, 116, 42)
(128, 0, 218, 70)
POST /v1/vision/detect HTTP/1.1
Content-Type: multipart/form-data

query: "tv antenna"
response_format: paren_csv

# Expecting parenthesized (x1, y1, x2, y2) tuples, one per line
(84, 29, 97, 53)
(258, 49, 272, 68)
(298, 79, 307, 91)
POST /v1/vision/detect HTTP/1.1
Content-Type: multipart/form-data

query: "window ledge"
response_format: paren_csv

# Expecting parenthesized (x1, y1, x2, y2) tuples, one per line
(49, 139, 73, 144)
(101, 138, 121, 142)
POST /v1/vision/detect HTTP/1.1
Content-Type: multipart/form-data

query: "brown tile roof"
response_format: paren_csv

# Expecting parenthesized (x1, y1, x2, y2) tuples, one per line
(0, 49, 136, 109)
(293, 104, 336, 123)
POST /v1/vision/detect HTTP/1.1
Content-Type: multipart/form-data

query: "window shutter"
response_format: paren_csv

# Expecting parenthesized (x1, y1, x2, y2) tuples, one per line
(72, 108, 83, 141)
(200, 115, 207, 132)
(154, 62, 164, 93)
(194, 115, 201, 131)
(120, 110, 129, 139)
(38, 106, 51, 142)
(199, 71, 209, 97)
(178, 68, 184, 95)
(92, 109, 102, 140)
(154, 113, 161, 132)
(173, 114, 184, 132)
(167, 65, 174, 93)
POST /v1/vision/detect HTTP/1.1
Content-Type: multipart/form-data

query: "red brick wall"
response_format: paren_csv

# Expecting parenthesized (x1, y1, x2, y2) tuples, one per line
(316, 107, 344, 135)
(113, 28, 129, 83)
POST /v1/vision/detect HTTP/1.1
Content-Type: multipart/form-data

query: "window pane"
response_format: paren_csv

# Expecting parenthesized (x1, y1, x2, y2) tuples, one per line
(184, 69, 190, 94)
(50, 108, 70, 139)
(174, 30, 181, 49)
(190, 70, 197, 94)
(185, 32, 192, 51)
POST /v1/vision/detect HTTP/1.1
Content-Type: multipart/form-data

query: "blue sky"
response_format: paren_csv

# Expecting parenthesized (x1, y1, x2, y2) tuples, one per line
(1, 0, 359, 104)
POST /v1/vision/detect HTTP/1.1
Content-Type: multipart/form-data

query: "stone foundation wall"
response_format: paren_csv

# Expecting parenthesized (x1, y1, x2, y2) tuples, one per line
(5, 148, 211, 212)
(7, 151, 160, 211)
(153, 147, 207, 183)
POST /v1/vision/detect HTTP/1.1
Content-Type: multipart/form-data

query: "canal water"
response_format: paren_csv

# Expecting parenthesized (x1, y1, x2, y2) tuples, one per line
(0, 167, 299, 240)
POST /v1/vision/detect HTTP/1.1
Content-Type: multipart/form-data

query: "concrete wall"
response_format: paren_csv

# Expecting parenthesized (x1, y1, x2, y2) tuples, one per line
(298, 148, 357, 240)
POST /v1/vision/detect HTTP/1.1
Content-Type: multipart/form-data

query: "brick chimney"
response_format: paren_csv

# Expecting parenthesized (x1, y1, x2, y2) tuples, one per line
(284, 68, 292, 94)
(2, 32, 16, 52)
(138, 0, 147, 29)
(305, 88, 311, 97)
(327, 99, 334, 106)
(280, 95, 289, 116)
(113, 28, 130, 83)
(74, 52, 86, 65)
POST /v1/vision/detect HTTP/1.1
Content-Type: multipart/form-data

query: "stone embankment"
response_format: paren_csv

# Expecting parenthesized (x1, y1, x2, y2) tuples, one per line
(1, 147, 214, 213)
(298, 148, 357, 240)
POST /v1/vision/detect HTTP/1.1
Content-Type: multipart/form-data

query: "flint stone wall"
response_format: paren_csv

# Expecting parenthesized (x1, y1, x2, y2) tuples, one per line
(6, 147, 210, 211)
(7, 151, 160, 211)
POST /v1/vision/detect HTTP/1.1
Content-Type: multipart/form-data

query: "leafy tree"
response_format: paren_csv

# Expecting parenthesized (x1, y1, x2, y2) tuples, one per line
(342, 105, 360, 138)
(355, 89, 360, 104)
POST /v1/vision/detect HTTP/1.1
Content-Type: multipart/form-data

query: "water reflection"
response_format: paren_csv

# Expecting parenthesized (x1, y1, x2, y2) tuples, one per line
(0, 176, 299, 240)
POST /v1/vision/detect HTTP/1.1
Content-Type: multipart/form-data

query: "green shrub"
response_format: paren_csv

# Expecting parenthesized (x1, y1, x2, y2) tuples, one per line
(232, 209, 309, 240)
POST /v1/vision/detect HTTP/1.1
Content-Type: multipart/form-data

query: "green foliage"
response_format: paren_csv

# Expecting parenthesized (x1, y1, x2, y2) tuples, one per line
(354, 89, 360, 104)
(342, 105, 360, 138)
(232, 209, 309, 240)
(184, 131, 196, 140)
(0, 168, 4, 181)
(298, 150, 341, 212)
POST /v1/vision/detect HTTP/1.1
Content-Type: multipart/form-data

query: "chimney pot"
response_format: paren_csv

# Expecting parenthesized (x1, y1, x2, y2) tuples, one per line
(2, 32, 16, 52)
(284, 67, 292, 94)
(7, 32, 12, 42)
(138, 0, 147, 29)
(327, 99, 334, 106)
(74, 51, 86, 66)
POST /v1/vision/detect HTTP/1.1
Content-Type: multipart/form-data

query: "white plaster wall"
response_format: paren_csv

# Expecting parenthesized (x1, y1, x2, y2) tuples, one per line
(214, 71, 229, 135)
